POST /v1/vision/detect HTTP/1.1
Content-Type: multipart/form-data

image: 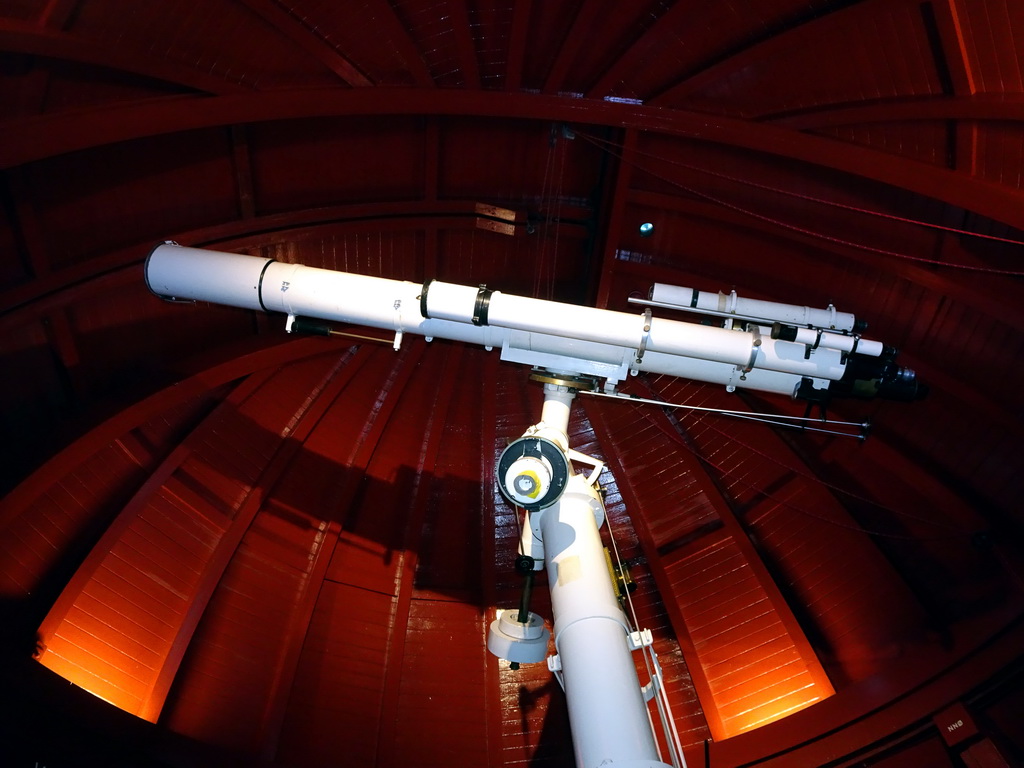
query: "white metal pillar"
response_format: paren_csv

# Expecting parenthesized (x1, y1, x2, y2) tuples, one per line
(540, 476, 669, 768)
(531, 383, 671, 768)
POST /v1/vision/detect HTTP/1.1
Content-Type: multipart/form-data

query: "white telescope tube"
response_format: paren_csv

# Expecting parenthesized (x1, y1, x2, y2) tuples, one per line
(424, 279, 758, 368)
(145, 245, 274, 309)
(780, 325, 885, 358)
(147, 242, 506, 346)
(635, 349, 824, 397)
(650, 283, 858, 332)
(145, 243, 852, 396)
(753, 336, 846, 379)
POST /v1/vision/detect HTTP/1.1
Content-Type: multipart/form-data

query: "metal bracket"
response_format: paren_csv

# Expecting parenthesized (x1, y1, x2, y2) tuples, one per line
(740, 325, 761, 381)
(547, 654, 565, 691)
(632, 308, 652, 374)
(393, 299, 404, 350)
(803, 328, 823, 360)
(565, 448, 605, 487)
(640, 678, 660, 702)
(627, 628, 654, 651)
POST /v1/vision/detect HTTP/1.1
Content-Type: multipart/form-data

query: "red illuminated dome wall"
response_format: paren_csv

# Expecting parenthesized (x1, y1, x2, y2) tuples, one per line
(1, 2, 1023, 767)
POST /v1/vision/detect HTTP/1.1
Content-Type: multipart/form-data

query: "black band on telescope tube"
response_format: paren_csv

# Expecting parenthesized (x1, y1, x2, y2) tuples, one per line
(690, 288, 699, 308)
(143, 241, 170, 297)
(473, 285, 492, 326)
(290, 316, 332, 337)
(771, 322, 799, 342)
(419, 279, 433, 318)
(256, 258, 276, 312)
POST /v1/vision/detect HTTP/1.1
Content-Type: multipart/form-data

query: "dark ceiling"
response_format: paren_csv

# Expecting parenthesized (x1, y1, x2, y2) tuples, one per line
(1, 2, 1023, 767)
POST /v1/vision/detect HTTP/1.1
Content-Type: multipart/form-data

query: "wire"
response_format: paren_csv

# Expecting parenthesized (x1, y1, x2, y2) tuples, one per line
(532, 129, 555, 299)
(592, 382, 973, 540)
(582, 129, 1024, 247)
(326, 329, 393, 344)
(514, 503, 525, 556)
(604, 502, 687, 768)
(581, 389, 868, 438)
(576, 130, 1024, 276)
(549, 130, 569, 300)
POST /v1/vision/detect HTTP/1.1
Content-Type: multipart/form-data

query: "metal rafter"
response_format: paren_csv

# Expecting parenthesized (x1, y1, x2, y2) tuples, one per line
(376, 343, 464, 765)
(362, 0, 435, 87)
(256, 341, 429, 758)
(445, 0, 480, 89)
(542, 0, 604, 95)
(622, 379, 835, 688)
(585, 0, 693, 99)
(930, 0, 980, 176)
(595, 127, 634, 309)
(235, 0, 373, 88)
(649, 0, 892, 109)
(4, 89, 1023, 234)
(504, 0, 532, 91)
(229, 124, 257, 220)
(768, 93, 1024, 130)
(36, 0, 82, 30)
(0, 19, 251, 95)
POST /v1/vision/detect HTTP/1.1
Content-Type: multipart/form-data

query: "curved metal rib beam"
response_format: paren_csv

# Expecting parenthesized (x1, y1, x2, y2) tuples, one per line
(0, 19, 251, 95)
(766, 93, 1024, 130)
(235, 0, 373, 87)
(649, 0, 898, 109)
(3, 89, 1023, 230)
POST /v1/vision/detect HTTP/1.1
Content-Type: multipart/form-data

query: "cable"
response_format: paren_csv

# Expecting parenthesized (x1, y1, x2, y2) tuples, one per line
(581, 389, 868, 439)
(576, 130, 1024, 276)
(549, 130, 569, 300)
(592, 382, 973, 540)
(514, 503, 525, 556)
(532, 125, 558, 299)
(604, 503, 687, 768)
(582, 129, 1024, 247)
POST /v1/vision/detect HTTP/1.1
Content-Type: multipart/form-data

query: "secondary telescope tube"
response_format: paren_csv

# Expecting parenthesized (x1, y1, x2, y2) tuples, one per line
(649, 283, 858, 332)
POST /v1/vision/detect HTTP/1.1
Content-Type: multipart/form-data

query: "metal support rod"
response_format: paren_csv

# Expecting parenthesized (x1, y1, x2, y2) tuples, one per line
(517, 568, 535, 624)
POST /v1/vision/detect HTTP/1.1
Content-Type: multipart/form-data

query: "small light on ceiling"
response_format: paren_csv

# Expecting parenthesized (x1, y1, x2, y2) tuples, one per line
(639, 222, 655, 237)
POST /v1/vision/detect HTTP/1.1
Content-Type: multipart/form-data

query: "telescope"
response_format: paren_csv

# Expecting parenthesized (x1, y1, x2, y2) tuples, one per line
(144, 242, 922, 403)
(145, 242, 923, 768)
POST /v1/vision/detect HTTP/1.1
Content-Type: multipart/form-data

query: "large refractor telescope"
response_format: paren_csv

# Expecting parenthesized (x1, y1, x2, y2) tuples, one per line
(144, 243, 921, 402)
(145, 242, 923, 768)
